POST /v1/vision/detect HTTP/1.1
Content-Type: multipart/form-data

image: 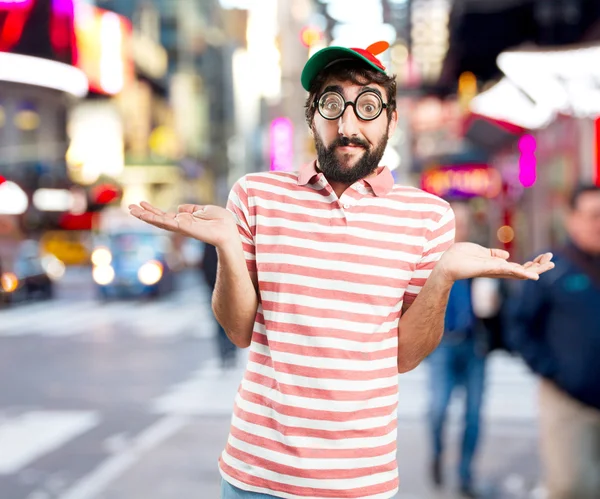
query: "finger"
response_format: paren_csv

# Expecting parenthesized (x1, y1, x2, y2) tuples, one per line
(129, 206, 146, 219)
(540, 252, 553, 264)
(533, 262, 555, 274)
(138, 202, 165, 215)
(528, 260, 555, 273)
(523, 261, 534, 269)
(141, 202, 179, 219)
(513, 267, 540, 280)
(174, 213, 200, 234)
(138, 211, 180, 231)
(498, 262, 540, 280)
(178, 204, 204, 214)
(490, 248, 510, 260)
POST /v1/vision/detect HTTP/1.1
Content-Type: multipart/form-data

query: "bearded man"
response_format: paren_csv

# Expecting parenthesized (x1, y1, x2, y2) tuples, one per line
(129, 42, 554, 499)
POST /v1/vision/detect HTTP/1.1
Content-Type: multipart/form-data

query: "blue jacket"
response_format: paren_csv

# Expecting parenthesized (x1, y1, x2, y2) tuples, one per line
(508, 245, 600, 409)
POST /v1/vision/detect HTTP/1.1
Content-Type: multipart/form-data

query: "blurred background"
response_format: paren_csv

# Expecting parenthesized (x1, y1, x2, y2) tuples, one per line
(1, 0, 599, 498)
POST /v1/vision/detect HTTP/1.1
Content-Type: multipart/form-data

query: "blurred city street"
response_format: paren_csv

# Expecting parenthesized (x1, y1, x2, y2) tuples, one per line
(2, 0, 600, 497)
(0, 268, 543, 499)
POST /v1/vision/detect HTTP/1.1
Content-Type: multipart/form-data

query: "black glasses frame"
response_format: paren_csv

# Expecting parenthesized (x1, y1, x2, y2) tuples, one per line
(313, 90, 388, 122)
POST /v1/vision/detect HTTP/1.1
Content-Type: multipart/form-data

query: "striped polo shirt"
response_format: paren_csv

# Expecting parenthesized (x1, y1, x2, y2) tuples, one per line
(219, 161, 455, 499)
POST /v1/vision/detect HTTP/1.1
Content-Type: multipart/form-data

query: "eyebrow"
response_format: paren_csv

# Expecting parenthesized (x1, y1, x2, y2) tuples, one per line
(321, 85, 384, 100)
(322, 85, 344, 95)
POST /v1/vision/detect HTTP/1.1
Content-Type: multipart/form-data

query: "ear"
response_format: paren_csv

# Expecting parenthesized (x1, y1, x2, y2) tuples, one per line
(387, 109, 399, 137)
(308, 124, 315, 138)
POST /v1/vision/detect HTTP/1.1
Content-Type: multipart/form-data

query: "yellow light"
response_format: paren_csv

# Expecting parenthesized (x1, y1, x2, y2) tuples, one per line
(1, 272, 18, 293)
(91, 247, 112, 267)
(300, 26, 322, 48)
(0, 106, 5, 128)
(138, 260, 163, 286)
(92, 265, 115, 285)
(391, 44, 409, 65)
(14, 110, 40, 131)
(497, 225, 515, 244)
(459, 71, 478, 95)
(41, 255, 66, 281)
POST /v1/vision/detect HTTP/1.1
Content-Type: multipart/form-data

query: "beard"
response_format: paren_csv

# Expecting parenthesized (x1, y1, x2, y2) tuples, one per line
(314, 131, 389, 185)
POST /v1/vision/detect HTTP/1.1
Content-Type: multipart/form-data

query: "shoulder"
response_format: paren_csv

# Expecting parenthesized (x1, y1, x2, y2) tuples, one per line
(389, 185, 449, 208)
(233, 171, 301, 192)
(386, 185, 451, 220)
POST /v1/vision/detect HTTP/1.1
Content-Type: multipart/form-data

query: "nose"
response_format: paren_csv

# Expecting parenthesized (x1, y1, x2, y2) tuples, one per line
(337, 105, 360, 138)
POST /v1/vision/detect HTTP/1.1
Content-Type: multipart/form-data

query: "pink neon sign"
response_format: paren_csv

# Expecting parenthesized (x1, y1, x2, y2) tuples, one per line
(0, 0, 32, 6)
(518, 134, 537, 188)
(270, 117, 294, 172)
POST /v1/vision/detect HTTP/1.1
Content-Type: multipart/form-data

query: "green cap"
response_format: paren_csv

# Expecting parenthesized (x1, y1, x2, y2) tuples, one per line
(301, 41, 390, 91)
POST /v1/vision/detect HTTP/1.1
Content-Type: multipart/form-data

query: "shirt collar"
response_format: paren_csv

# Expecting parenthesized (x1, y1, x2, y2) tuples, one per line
(297, 160, 394, 197)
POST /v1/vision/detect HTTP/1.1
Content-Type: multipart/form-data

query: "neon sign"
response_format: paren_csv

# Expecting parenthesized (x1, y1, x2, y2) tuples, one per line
(270, 117, 294, 172)
(518, 134, 537, 188)
(73, 3, 133, 95)
(0, 0, 76, 65)
(421, 164, 502, 199)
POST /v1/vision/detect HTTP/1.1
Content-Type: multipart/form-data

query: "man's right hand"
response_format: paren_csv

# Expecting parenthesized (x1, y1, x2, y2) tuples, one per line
(129, 202, 239, 247)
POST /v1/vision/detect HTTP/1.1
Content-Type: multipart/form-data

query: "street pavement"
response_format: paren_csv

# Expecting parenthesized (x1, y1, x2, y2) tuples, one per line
(0, 267, 546, 499)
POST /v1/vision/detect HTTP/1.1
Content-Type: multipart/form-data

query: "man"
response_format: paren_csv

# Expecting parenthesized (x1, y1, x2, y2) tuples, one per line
(129, 42, 553, 499)
(427, 203, 504, 497)
(510, 184, 600, 499)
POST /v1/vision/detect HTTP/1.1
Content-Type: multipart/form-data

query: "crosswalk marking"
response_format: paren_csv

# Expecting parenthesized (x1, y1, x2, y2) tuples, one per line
(151, 354, 249, 416)
(0, 298, 216, 339)
(151, 351, 539, 420)
(0, 411, 99, 475)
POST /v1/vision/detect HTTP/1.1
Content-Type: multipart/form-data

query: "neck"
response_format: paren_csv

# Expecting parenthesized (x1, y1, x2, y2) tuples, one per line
(316, 162, 382, 199)
(328, 180, 350, 199)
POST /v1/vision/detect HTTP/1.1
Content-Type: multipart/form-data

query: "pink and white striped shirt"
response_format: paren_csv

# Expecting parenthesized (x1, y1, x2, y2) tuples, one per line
(219, 162, 455, 499)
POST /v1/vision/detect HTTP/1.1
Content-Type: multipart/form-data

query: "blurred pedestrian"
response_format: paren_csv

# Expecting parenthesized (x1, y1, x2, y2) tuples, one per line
(201, 242, 237, 369)
(509, 184, 600, 499)
(129, 41, 553, 499)
(427, 203, 506, 498)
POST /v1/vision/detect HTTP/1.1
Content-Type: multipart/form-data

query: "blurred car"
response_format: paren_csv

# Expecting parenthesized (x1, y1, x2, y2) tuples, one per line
(0, 240, 65, 306)
(91, 231, 177, 300)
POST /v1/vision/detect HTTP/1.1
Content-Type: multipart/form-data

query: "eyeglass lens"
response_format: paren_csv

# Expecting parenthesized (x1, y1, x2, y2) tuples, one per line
(318, 91, 383, 121)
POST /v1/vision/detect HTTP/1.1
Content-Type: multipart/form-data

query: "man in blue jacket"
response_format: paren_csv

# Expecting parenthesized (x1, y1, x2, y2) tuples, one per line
(427, 203, 505, 498)
(510, 184, 600, 499)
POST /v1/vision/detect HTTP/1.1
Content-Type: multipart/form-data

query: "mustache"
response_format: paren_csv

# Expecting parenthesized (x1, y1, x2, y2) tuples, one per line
(330, 137, 369, 149)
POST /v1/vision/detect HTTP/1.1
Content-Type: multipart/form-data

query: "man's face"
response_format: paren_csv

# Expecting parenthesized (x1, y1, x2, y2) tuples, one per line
(311, 79, 397, 185)
(567, 191, 600, 254)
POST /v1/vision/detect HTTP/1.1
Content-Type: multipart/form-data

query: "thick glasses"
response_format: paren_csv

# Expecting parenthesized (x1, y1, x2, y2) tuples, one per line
(314, 90, 387, 121)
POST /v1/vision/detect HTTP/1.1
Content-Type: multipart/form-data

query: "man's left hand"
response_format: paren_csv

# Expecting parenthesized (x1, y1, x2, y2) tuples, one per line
(436, 242, 554, 283)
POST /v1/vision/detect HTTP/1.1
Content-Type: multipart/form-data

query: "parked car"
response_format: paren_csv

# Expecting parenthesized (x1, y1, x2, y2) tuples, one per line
(0, 240, 63, 305)
(91, 230, 177, 300)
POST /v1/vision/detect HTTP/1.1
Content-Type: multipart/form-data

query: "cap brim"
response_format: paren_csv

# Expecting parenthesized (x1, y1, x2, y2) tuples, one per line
(301, 47, 386, 91)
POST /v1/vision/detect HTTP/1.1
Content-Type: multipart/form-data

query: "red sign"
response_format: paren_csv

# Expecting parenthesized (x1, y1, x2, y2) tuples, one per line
(74, 3, 133, 95)
(422, 164, 502, 199)
(595, 118, 600, 187)
(0, 0, 77, 65)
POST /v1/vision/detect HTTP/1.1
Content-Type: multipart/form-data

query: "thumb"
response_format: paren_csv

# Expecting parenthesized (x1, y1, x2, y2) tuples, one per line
(192, 206, 210, 219)
(490, 248, 510, 260)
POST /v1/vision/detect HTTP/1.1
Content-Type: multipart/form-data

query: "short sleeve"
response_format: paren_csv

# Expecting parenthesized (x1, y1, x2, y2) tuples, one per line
(226, 176, 256, 274)
(403, 206, 455, 307)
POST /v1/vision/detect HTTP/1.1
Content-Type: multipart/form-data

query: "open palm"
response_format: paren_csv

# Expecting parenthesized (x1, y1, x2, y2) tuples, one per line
(128, 201, 238, 247)
(438, 242, 554, 282)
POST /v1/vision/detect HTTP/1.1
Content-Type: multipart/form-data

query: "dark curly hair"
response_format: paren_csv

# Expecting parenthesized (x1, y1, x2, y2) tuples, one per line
(304, 60, 397, 127)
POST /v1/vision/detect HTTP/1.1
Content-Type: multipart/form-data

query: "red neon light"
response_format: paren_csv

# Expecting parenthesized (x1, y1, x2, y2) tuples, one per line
(0, 0, 76, 64)
(0, 10, 32, 51)
(595, 118, 600, 187)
